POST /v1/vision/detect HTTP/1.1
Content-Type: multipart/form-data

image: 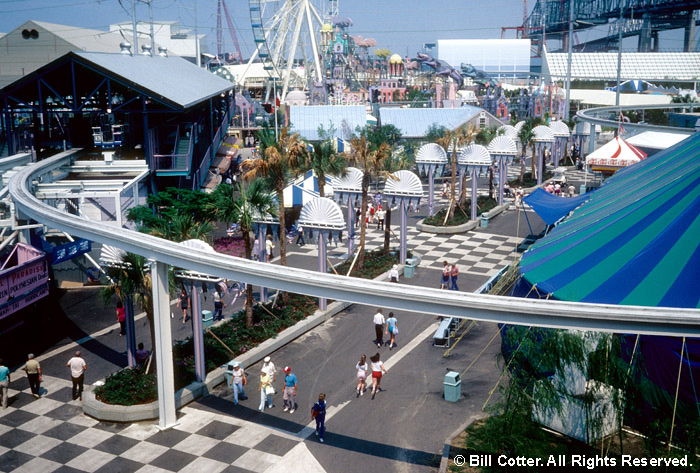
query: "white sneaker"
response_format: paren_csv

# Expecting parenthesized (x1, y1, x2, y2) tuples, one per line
(283, 406, 289, 412)
(320, 438, 324, 443)
(289, 409, 295, 414)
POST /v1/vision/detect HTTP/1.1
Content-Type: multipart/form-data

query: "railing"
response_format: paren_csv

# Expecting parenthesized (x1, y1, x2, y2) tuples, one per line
(153, 124, 193, 172)
(192, 100, 234, 189)
(576, 103, 698, 135)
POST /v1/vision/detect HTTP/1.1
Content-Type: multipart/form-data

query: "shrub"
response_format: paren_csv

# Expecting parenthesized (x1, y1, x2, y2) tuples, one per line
(94, 367, 157, 406)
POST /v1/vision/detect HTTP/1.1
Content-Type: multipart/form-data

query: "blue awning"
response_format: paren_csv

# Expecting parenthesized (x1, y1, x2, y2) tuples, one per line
(522, 188, 591, 226)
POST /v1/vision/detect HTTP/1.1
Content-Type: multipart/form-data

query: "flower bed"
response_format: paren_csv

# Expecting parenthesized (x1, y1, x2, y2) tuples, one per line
(97, 294, 318, 405)
(423, 197, 497, 227)
(213, 236, 246, 258)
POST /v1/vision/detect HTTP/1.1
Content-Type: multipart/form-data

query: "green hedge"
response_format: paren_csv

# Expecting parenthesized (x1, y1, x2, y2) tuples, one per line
(94, 367, 157, 406)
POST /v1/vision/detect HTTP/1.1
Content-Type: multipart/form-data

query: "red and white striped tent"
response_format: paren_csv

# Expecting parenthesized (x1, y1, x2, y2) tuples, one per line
(586, 136, 647, 174)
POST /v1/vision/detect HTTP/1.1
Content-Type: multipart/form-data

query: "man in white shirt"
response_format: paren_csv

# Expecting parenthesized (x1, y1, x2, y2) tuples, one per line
(262, 356, 276, 408)
(66, 351, 87, 401)
(373, 309, 385, 348)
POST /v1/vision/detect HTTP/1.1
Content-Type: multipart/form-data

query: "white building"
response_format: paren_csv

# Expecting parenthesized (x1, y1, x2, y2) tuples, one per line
(110, 21, 208, 63)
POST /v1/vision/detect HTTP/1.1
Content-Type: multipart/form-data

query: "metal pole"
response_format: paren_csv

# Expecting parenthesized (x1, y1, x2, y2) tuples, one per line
(151, 260, 178, 430)
(615, 4, 623, 108)
(498, 157, 505, 206)
(131, 0, 139, 52)
(318, 232, 327, 310)
(564, 0, 574, 120)
(273, 79, 279, 141)
(148, 0, 155, 56)
(191, 281, 206, 382)
(428, 169, 434, 217)
(125, 296, 136, 367)
(258, 226, 267, 303)
(346, 196, 353, 258)
(471, 169, 477, 221)
(194, 0, 200, 67)
(399, 200, 407, 264)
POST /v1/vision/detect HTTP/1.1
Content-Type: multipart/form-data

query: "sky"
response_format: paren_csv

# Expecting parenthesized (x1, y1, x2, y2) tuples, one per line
(0, 0, 694, 59)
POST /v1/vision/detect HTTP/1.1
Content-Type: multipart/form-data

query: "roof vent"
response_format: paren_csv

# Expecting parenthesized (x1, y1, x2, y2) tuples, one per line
(158, 46, 168, 57)
(119, 41, 132, 55)
(141, 44, 152, 56)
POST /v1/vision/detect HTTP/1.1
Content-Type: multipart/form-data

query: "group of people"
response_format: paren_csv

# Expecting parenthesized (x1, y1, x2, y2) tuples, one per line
(355, 352, 388, 401)
(440, 261, 460, 291)
(356, 200, 386, 230)
(372, 308, 399, 349)
(544, 181, 576, 197)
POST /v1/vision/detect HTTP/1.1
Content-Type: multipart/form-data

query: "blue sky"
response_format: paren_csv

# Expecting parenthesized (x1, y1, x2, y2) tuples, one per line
(0, 0, 693, 58)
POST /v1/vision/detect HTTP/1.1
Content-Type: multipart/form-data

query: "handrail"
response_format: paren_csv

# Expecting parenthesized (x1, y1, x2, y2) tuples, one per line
(576, 103, 697, 135)
(9, 149, 700, 337)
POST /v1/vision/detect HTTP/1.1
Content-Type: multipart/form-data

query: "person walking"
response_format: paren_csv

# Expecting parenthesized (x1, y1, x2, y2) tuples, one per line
(295, 225, 306, 246)
(23, 354, 42, 398)
(450, 262, 460, 291)
(369, 353, 388, 400)
(135, 343, 149, 368)
(441, 261, 450, 289)
(262, 356, 276, 408)
(258, 368, 273, 412)
(282, 366, 297, 413)
(0, 359, 10, 408)
(373, 308, 385, 348)
(376, 206, 386, 230)
(385, 312, 398, 350)
(311, 393, 327, 443)
(177, 288, 190, 324)
(265, 235, 275, 262)
(389, 264, 399, 283)
(66, 351, 86, 401)
(213, 289, 225, 321)
(355, 354, 368, 397)
(116, 300, 126, 336)
(229, 361, 246, 405)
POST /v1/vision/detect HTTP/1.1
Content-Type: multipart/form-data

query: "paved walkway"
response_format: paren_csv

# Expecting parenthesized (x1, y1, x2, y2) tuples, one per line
(0, 166, 554, 473)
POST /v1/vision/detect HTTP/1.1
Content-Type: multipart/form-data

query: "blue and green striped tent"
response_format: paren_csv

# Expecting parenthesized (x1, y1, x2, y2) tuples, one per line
(517, 131, 700, 307)
(513, 131, 700, 421)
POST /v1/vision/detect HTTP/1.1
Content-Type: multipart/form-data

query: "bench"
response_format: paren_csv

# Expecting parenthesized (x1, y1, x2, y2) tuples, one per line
(433, 317, 458, 347)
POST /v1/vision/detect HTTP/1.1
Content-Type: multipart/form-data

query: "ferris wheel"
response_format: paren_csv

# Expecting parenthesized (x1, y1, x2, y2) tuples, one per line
(247, 0, 331, 100)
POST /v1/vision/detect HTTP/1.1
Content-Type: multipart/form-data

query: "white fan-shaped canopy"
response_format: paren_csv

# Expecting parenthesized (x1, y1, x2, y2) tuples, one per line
(533, 125, 554, 142)
(298, 197, 346, 230)
(415, 143, 448, 164)
(514, 121, 525, 134)
(458, 144, 492, 166)
(330, 167, 363, 193)
(497, 125, 518, 141)
(99, 245, 127, 266)
(383, 170, 424, 197)
(487, 136, 518, 155)
(179, 239, 216, 253)
(549, 120, 570, 137)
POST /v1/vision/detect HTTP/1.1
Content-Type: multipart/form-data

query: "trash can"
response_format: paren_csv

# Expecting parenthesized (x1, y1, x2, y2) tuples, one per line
(480, 212, 489, 228)
(224, 359, 241, 387)
(202, 310, 214, 328)
(404, 258, 416, 278)
(579, 184, 587, 195)
(444, 371, 462, 402)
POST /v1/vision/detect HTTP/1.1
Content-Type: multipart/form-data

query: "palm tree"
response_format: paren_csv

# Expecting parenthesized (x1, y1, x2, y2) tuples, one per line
(147, 214, 213, 243)
(344, 135, 390, 271)
(208, 180, 277, 327)
(304, 140, 347, 197)
(242, 127, 307, 268)
(518, 117, 542, 182)
(381, 146, 413, 254)
(436, 127, 472, 219)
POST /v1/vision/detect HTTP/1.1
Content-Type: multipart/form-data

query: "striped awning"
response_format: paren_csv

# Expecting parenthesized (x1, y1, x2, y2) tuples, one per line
(519, 131, 700, 308)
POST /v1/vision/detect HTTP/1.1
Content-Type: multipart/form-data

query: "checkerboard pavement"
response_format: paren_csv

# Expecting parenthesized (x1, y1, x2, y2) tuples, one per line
(0, 376, 319, 473)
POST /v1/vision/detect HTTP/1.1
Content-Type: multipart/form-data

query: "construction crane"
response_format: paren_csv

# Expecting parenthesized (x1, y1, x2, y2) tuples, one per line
(216, 0, 243, 62)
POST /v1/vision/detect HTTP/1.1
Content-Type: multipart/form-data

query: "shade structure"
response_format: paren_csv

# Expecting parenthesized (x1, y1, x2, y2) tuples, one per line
(515, 131, 700, 419)
(549, 121, 570, 168)
(416, 143, 448, 216)
(497, 124, 518, 141)
(586, 136, 647, 173)
(488, 136, 518, 206)
(384, 170, 423, 264)
(533, 125, 554, 184)
(518, 131, 700, 307)
(330, 167, 364, 256)
(522, 188, 591, 226)
(459, 144, 491, 221)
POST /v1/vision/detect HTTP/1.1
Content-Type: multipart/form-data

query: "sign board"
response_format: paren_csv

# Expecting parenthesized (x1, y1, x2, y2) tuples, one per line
(0, 284, 49, 320)
(0, 243, 49, 320)
(52, 239, 91, 265)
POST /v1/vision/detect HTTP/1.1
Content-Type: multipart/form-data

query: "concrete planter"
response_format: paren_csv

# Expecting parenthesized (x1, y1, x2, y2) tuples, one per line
(416, 203, 510, 234)
(83, 266, 401, 422)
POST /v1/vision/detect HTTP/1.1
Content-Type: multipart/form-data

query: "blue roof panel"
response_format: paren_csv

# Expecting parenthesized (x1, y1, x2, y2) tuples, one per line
(290, 105, 367, 141)
(379, 106, 483, 138)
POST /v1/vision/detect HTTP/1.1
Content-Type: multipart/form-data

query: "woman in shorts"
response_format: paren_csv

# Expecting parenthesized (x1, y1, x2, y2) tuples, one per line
(369, 353, 388, 400)
(441, 261, 450, 289)
(355, 354, 368, 397)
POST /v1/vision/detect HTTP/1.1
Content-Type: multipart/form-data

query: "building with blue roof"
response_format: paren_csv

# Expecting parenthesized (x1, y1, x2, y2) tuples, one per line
(289, 105, 368, 141)
(379, 106, 502, 139)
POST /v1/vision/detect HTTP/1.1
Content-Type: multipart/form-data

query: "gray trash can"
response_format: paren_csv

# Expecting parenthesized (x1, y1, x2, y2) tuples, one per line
(480, 212, 489, 228)
(404, 258, 416, 278)
(224, 359, 241, 387)
(202, 310, 213, 328)
(444, 371, 462, 402)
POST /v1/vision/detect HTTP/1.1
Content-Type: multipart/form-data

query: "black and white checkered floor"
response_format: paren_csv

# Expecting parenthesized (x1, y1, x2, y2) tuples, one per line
(0, 377, 324, 473)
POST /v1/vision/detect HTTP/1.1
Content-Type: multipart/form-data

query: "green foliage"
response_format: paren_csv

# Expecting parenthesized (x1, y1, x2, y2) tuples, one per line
(358, 124, 403, 151)
(333, 249, 407, 279)
(475, 126, 499, 146)
(127, 187, 216, 231)
(645, 109, 669, 126)
(423, 198, 497, 226)
(425, 123, 448, 142)
(94, 368, 157, 406)
(374, 48, 391, 58)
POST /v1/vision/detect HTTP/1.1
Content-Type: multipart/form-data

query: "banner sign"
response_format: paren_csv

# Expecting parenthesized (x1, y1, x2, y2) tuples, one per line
(0, 243, 49, 311)
(0, 284, 49, 320)
(52, 239, 91, 265)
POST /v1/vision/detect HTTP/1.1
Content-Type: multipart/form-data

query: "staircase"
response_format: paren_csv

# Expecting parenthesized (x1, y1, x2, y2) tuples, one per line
(174, 135, 190, 170)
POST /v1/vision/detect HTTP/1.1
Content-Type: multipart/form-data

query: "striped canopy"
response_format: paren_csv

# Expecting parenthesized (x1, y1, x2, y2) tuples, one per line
(518, 131, 700, 308)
